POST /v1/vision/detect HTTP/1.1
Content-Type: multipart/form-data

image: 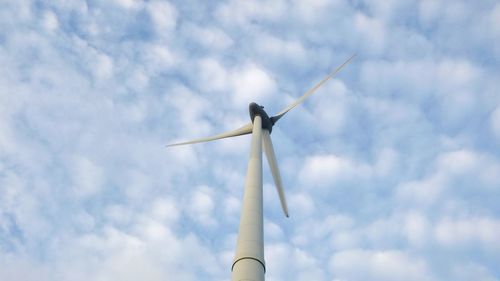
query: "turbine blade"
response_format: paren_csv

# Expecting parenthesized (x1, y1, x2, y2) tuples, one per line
(262, 129, 289, 217)
(271, 54, 356, 124)
(166, 122, 253, 147)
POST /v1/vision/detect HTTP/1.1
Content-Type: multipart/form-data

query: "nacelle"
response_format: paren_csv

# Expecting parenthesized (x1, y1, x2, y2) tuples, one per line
(249, 102, 273, 133)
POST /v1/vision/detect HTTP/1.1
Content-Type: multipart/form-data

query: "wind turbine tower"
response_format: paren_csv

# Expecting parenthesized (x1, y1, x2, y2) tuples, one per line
(168, 54, 355, 281)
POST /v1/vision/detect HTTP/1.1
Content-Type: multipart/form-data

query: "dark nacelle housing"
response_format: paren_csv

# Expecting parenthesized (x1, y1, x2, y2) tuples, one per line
(249, 102, 274, 133)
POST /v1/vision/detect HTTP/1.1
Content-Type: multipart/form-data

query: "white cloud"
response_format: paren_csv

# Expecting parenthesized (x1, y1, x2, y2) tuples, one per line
(94, 53, 114, 80)
(359, 58, 488, 131)
(450, 262, 499, 281)
(395, 174, 443, 207)
(491, 106, 500, 139)
(292, 214, 358, 248)
(166, 84, 212, 138)
(216, 0, 287, 26)
(434, 217, 500, 251)
(363, 0, 416, 24)
(0, 255, 53, 281)
(299, 154, 372, 189)
(436, 59, 480, 91)
(288, 192, 316, 218)
(492, 3, 500, 35)
(397, 149, 500, 207)
(291, 0, 351, 26)
(198, 58, 229, 92)
(147, 1, 177, 34)
(265, 243, 326, 281)
(230, 63, 277, 107)
(329, 249, 435, 281)
(374, 147, 399, 177)
(419, 0, 475, 29)
(307, 80, 349, 136)
(354, 12, 387, 55)
(223, 196, 241, 219)
(112, 0, 142, 10)
(185, 24, 233, 50)
(436, 149, 478, 175)
(105, 204, 133, 225)
(74, 211, 96, 232)
(418, 0, 442, 27)
(64, 225, 222, 281)
(265, 221, 284, 241)
(126, 69, 150, 92)
(188, 186, 217, 226)
(144, 44, 176, 72)
(42, 10, 59, 31)
(360, 59, 431, 98)
(72, 157, 104, 198)
(150, 198, 179, 224)
(437, 150, 500, 190)
(1, 2, 33, 24)
(123, 170, 153, 202)
(403, 211, 430, 246)
(253, 33, 308, 67)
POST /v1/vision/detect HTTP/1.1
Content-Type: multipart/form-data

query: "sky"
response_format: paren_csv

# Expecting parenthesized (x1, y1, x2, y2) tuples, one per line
(1, 0, 500, 280)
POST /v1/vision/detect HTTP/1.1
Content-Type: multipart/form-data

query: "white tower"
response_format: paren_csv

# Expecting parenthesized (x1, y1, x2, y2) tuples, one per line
(231, 116, 265, 280)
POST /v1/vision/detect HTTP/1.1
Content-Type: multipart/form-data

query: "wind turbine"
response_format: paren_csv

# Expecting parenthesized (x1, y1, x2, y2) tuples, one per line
(167, 54, 356, 281)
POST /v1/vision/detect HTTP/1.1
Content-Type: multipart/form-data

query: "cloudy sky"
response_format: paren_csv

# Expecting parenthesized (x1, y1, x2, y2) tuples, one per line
(1, 0, 500, 280)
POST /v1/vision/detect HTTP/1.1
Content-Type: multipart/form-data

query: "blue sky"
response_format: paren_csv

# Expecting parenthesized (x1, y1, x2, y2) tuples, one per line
(1, 0, 499, 280)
